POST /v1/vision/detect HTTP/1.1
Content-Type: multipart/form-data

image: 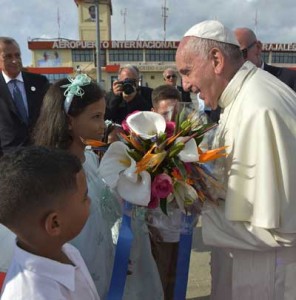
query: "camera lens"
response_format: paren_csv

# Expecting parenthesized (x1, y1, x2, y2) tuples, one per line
(121, 79, 136, 95)
(122, 83, 135, 95)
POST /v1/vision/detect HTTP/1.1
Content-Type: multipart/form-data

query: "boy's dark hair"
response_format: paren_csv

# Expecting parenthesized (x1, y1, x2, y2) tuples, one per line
(0, 146, 82, 228)
(152, 85, 181, 107)
(33, 77, 104, 149)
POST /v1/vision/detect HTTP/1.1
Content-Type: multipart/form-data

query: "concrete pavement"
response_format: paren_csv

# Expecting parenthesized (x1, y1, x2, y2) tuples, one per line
(186, 219, 211, 300)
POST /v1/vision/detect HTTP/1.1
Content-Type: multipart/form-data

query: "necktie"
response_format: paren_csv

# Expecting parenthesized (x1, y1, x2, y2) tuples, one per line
(10, 80, 28, 124)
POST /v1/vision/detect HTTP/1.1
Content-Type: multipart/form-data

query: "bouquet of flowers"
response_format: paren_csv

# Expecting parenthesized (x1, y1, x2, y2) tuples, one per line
(96, 107, 226, 214)
(83, 106, 226, 300)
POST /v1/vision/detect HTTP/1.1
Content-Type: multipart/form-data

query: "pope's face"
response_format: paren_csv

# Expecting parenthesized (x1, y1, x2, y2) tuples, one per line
(176, 39, 221, 110)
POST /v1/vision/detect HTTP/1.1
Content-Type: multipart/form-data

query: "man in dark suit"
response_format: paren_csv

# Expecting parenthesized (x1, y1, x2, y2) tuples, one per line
(0, 37, 49, 155)
(262, 63, 296, 91)
(163, 67, 192, 102)
(234, 27, 296, 91)
(209, 28, 296, 123)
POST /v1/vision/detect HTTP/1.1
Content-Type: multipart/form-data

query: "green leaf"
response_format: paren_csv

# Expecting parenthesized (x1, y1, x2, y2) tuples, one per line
(160, 198, 168, 215)
(168, 142, 185, 158)
(171, 157, 187, 179)
(174, 110, 180, 134)
(194, 136, 204, 147)
(157, 132, 167, 145)
(127, 150, 142, 162)
(180, 119, 189, 129)
(179, 106, 186, 124)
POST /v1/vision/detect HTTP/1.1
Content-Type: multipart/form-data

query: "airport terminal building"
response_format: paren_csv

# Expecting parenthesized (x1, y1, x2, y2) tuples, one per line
(26, 0, 296, 90)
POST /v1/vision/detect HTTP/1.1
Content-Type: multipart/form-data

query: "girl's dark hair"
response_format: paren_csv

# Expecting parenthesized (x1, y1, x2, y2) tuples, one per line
(33, 77, 104, 149)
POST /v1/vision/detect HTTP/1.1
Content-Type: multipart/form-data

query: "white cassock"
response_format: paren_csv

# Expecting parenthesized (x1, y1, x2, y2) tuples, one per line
(202, 61, 296, 300)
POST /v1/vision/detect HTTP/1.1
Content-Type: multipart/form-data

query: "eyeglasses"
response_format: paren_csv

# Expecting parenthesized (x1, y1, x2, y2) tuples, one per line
(241, 41, 257, 59)
(165, 74, 177, 80)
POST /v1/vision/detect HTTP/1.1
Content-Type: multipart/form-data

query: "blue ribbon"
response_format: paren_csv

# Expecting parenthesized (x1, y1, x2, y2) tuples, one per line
(174, 213, 195, 300)
(107, 201, 133, 300)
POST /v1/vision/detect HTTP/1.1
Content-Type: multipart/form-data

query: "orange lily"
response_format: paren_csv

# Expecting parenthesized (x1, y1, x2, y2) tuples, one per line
(171, 168, 194, 185)
(165, 130, 184, 146)
(136, 145, 167, 173)
(120, 132, 145, 152)
(80, 137, 107, 147)
(171, 168, 182, 180)
(198, 146, 228, 163)
(130, 134, 145, 152)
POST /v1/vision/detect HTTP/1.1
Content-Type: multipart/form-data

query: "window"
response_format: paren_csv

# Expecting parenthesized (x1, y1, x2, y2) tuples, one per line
(72, 49, 106, 66)
(145, 49, 176, 62)
(271, 52, 296, 64)
(72, 49, 95, 62)
(261, 52, 269, 63)
(109, 50, 143, 62)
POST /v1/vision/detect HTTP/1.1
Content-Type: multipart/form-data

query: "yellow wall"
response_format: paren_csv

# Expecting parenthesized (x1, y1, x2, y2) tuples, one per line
(78, 2, 112, 41)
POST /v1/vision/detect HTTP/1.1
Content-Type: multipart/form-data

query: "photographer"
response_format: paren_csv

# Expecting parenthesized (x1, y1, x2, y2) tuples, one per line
(105, 64, 153, 124)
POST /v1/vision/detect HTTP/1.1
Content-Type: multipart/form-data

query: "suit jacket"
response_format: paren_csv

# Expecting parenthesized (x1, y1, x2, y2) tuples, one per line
(0, 71, 49, 155)
(263, 63, 296, 92)
(138, 86, 153, 108)
(177, 85, 192, 102)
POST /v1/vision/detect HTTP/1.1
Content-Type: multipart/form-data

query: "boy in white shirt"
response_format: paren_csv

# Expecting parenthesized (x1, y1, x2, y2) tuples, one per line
(0, 146, 100, 300)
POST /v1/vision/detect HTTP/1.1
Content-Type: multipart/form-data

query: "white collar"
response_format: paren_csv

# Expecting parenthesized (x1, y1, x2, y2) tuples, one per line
(219, 61, 257, 109)
(2, 71, 23, 84)
(14, 242, 77, 291)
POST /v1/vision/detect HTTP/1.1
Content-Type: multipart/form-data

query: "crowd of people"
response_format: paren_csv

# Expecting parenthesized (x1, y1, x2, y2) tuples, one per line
(0, 19, 296, 300)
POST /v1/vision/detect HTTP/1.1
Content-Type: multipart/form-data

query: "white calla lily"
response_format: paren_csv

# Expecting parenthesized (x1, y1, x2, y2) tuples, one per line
(98, 141, 151, 206)
(126, 111, 166, 139)
(98, 141, 132, 188)
(117, 170, 151, 206)
(173, 180, 198, 212)
(176, 137, 199, 162)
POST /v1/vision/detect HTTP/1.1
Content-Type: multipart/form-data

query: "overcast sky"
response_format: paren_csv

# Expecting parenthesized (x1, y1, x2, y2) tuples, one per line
(1, 0, 296, 66)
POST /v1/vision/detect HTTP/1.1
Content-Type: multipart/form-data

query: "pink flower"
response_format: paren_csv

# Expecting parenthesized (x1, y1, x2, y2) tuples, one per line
(165, 121, 175, 138)
(148, 193, 160, 209)
(121, 110, 140, 132)
(184, 162, 192, 173)
(151, 173, 173, 199)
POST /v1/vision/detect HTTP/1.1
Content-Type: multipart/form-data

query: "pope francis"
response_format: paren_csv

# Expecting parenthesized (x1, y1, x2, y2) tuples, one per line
(176, 20, 296, 300)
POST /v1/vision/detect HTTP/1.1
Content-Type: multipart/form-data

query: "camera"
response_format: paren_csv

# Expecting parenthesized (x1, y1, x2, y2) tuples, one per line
(118, 78, 137, 95)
